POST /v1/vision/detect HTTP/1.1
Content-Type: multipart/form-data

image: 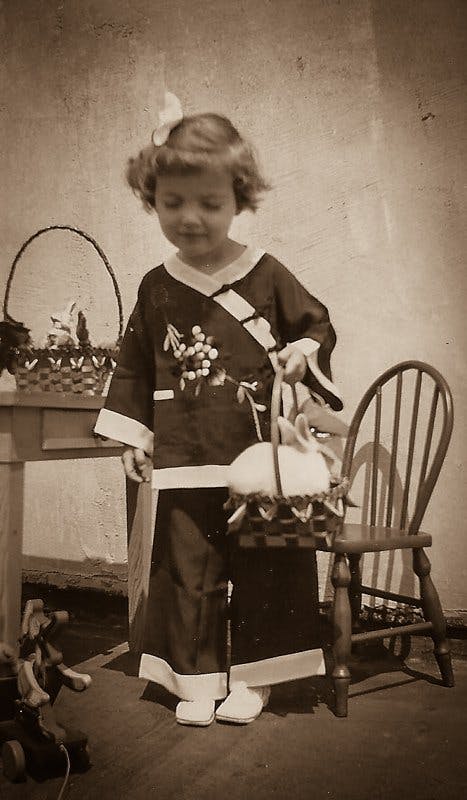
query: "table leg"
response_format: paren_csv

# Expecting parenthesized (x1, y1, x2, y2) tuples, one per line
(0, 463, 25, 650)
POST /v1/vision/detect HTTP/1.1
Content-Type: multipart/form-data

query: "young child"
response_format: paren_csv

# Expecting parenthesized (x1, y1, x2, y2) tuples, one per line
(94, 93, 343, 727)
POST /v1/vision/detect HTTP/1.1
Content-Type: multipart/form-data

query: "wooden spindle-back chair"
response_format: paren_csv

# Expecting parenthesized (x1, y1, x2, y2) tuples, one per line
(316, 361, 454, 717)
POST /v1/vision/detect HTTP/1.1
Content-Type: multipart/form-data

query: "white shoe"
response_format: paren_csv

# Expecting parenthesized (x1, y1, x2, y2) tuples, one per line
(175, 698, 215, 727)
(215, 683, 271, 724)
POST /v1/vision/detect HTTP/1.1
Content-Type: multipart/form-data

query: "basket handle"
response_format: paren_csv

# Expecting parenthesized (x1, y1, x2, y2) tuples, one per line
(3, 225, 124, 344)
(270, 368, 300, 497)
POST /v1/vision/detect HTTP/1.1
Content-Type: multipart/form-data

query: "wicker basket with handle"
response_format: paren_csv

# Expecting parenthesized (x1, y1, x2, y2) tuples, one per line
(225, 367, 348, 548)
(2, 225, 123, 396)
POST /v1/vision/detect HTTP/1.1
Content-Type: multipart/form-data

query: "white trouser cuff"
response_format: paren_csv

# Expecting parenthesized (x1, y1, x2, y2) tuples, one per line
(139, 653, 228, 701)
(229, 648, 326, 688)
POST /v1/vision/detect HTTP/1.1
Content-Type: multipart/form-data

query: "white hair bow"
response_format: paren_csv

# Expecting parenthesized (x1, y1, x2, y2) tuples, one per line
(152, 91, 183, 146)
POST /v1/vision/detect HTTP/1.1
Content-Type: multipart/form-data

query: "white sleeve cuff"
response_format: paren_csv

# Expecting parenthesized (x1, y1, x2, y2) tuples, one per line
(289, 338, 343, 409)
(94, 408, 154, 455)
(288, 337, 320, 358)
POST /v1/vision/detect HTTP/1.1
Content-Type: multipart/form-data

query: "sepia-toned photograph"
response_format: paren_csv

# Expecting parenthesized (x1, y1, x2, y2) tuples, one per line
(0, 1, 466, 798)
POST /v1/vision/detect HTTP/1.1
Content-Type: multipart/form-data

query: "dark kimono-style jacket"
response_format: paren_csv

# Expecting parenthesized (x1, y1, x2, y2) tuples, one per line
(94, 246, 342, 489)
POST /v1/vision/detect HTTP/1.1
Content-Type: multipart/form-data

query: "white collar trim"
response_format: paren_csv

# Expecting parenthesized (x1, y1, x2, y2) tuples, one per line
(164, 245, 265, 295)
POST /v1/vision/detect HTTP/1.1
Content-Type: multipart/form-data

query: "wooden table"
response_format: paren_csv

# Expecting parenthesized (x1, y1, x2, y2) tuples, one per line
(0, 392, 153, 653)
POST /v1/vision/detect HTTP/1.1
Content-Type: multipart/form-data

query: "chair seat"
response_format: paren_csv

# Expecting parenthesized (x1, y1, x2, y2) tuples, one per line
(317, 523, 432, 554)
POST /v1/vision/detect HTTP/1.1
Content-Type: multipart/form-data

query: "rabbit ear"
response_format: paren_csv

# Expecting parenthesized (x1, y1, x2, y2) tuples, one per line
(294, 413, 317, 450)
(65, 300, 76, 316)
(277, 416, 300, 446)
(278, 415, 311, 453)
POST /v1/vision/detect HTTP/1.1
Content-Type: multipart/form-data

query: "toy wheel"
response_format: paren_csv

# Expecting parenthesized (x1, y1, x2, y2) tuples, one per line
(2, 739, 27, 783)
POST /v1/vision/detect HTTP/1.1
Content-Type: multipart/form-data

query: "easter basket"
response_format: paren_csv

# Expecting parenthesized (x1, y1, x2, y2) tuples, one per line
(1, 225, 123, 395)
(224, 368, 349, 548)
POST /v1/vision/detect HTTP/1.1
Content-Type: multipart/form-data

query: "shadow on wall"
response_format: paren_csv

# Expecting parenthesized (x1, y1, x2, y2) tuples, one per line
(322, 442, 418, 602)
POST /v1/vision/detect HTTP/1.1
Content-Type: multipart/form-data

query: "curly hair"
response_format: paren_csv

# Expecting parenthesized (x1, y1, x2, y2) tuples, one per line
(126, 113, 270, 213)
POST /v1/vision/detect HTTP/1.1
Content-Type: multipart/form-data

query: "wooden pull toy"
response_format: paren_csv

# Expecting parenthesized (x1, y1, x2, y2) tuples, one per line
(0, 598, 91, 783)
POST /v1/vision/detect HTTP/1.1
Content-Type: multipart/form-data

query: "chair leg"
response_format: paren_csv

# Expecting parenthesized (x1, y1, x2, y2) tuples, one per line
(331, 553, 352, 717)
(413, 548, 454, 688)
(348, 554, 362, 630)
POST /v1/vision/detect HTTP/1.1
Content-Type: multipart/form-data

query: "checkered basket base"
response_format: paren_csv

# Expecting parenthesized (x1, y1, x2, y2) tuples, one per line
(226, 487, 346, 549)
(15, 358, 113, 396)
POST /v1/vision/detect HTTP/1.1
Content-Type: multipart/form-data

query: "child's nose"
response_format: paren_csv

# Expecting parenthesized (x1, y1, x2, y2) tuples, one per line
(180, 205, 200, 226)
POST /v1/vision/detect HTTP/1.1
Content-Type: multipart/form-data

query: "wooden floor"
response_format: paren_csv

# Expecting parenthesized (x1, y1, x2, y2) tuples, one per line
(1, 588, 466, 800)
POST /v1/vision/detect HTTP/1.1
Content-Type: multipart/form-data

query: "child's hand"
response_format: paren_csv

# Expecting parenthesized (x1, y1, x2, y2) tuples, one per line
(277, 345, 307, 384)
(121, 447, 152, 483)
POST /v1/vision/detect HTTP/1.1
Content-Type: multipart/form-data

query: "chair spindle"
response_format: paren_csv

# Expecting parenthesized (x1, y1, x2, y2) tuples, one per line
(399, 369, 422, 529)
(386, 371, 402, 527)
(370, 389, 382, 526)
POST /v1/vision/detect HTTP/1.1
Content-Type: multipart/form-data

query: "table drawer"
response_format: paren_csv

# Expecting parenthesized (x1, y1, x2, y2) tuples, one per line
(42, 409, 121, 451)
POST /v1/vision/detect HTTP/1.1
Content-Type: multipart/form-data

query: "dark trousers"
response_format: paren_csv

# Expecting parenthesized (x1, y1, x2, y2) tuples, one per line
(142, 488, 321, 688)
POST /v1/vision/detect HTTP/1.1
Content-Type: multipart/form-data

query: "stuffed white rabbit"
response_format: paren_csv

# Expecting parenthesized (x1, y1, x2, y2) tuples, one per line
(47, 300, 76, 347)
(227, 412, 334, 498)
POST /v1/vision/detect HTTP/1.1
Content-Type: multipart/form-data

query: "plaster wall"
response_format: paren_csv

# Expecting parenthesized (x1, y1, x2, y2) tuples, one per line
(1, 1, 466, 607)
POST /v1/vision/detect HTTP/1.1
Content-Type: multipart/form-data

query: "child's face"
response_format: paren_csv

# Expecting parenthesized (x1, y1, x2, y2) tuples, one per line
(155, 167, 238, 266)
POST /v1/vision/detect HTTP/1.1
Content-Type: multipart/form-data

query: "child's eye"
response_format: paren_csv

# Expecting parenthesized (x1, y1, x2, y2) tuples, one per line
(164, 200, 182, 209)
(202, 202, 221, 211)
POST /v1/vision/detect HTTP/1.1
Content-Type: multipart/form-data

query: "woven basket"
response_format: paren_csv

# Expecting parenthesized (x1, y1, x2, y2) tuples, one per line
(225, 368, 348, 548)
(3, 225, 123, 396)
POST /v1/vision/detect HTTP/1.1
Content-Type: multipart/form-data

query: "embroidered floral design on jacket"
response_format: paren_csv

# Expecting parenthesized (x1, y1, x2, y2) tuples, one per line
(163, 320, 266, 440)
